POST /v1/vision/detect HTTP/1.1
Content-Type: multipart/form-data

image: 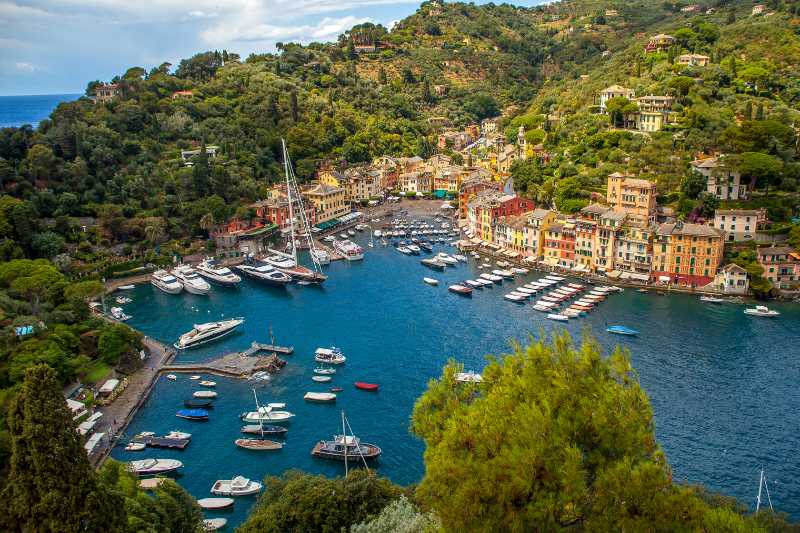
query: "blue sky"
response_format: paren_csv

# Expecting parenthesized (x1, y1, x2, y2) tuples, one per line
(0, 0, 544, 96)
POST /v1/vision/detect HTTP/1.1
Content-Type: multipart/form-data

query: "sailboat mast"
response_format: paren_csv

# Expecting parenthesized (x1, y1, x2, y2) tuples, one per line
(282, 139, 297, 262)
(342, 410, 348, 478)
(756, 468, 764, 512)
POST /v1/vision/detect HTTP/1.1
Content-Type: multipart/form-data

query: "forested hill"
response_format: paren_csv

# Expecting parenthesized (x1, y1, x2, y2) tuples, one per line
(0, 0, 799, 259)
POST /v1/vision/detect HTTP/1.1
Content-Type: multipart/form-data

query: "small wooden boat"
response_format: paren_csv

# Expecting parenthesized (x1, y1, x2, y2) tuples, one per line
(125, 442, 146, 451)
(241, 424, 288, 435)
(423, 277, 439, 285)
(304, 392, 337, 402)
(175, 408, 209, 421)
(184, 398, 213, 408)
(312, 375, 332, 383)
(203, 518, 228, 531)
(546, 313, 569, 322)
(197, 498, 234, 510)
(354, 382, 379, 392)
(606, 325, 639, 336)
(199, 381, 217, 387)
(235, 438, 283, 450)
(118, 284, 136, 290)
(193, 390, 217, 399)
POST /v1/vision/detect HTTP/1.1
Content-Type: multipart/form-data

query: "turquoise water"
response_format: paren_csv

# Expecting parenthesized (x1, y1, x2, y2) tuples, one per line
(0, 94, 81, 128)
(112, 231, 800, 527)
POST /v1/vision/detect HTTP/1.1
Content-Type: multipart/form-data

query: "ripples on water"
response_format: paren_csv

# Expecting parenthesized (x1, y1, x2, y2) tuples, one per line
(113, 232, 800, 527)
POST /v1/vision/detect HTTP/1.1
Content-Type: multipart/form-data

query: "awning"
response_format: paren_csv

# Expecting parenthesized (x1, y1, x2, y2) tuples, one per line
(659, 275, 671, 283)
(99, 379, 119, 394)
(606, 270, 622, 279)
(522, 256, 538, 264)
(619, 272, 631, 279)
(573, 263, 588, 272)
(629, 272, 650, 281)
(504, 250, 520, 258)
(314, 219, 339, 230)
(543, 256, 559, 266)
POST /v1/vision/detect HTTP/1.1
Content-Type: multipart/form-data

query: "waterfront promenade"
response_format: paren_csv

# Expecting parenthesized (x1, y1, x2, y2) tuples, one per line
(92, 335, 176, 466)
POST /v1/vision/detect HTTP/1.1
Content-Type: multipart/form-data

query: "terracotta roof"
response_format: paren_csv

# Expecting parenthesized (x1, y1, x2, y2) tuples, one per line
(757, 246, 794, 256)
(581, 203, 609, 215)
(722, 263, 747, 273)
(657, 222, 723, 238)
(530, 208, 553, 220)
(305, 183, 343, 195)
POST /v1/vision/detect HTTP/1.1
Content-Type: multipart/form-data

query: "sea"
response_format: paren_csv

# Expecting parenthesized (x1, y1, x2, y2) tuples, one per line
(0, 94, 81, 128)
(111, 228, 800, 528)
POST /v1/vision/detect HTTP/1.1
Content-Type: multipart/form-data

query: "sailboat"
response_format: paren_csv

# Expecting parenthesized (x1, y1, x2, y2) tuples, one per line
(311, 411, 381, 472)
(263, 140, 328, 284)
(755, 468, 773, 513)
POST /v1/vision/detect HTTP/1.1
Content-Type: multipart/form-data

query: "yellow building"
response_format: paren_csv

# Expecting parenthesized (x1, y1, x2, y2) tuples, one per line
(523, 208, 556, 259)
(652, 222, 724, 286)
(606, 173, 657, 226)
(303, 183, 349, 223)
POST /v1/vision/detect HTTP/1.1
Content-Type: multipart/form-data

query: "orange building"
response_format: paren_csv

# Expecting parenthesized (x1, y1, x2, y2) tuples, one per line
(652, 222, 724, 286)
(606, 173, 657, 226)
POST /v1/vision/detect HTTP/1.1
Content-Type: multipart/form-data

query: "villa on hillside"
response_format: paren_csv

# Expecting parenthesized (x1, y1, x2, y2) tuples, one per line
(599, 85, 635, 111)
(645, 33, 675, 53)
(710, 209, 767, 242)
(691, 155, 750, 201)
(678, 54, 710, 67)
(757, 247, 800, 290)
(180, 145, 219, 166)
(92, 83, 120, 103)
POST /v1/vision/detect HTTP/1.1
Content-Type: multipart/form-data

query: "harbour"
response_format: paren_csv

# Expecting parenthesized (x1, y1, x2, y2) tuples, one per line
(109, 222, 800, 528)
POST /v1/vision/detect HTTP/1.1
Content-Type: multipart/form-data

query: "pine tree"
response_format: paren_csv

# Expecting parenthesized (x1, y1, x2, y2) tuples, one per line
(347, 37, 357, 60)
(0, 365, 125, 532)
(274, 61, 281, 76)
(744, 101, 753, 121)
(729, 55, 737, 78)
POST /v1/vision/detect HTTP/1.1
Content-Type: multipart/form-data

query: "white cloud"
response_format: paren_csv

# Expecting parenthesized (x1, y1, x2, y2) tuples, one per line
(15, 61, 38, 72)
(187, 10, 217, 19)
(201, 14, 369, 44)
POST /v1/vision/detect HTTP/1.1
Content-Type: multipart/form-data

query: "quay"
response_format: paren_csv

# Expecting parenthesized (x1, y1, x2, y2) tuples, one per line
(243, 340, 293, 356)
(162, 350, 287, 379)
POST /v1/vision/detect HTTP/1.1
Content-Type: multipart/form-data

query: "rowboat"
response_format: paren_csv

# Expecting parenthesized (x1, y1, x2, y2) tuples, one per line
(354, 382, 379, 391)
(235, 438, 283, 450)
(304, 392, 337, 402)
(606, 325, 639, 336)
(448, 284, 473, 296)
(312, 375, 332, 383)
(125, 442, 146, 451)
(193, 391, 217, 399)
(546, 313, 569, 322)
(184, 398, 214, 408)
(197, 498, 234, 510)
(423, 277, 439, 285)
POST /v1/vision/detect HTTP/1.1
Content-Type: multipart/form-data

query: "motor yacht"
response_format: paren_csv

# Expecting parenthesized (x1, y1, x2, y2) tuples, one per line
(151, 270, 183, 294)
(233, 262, 292, 286)
(174, 318, 245, 349)
(196, 259, 242, 287)
(333, 240, 364, 261)
(171, 265, 211, 295)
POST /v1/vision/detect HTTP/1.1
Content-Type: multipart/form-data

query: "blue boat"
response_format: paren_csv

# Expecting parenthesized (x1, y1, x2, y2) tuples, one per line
(176, 408, 209, 421)
(607, 325, 639, 336)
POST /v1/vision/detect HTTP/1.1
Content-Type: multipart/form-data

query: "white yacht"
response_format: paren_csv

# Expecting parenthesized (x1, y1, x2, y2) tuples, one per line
(110, 307, 131, 321)
(174, 318, 245, 349)
(233, 263, 292, 286)
(315, 347, 346, 365)
(333, 240, 364, 261)
(744, 305, 780, 317)
(196, 259, 241, 287)
(127, 458, 183, 475)
(211, 476, 263, 497)
(241, 406, 295, 424)
(171, 265, 211, 295)
(151, 270, 183, 294)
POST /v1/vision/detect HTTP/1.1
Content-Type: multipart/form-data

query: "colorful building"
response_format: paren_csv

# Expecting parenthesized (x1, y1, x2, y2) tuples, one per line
(302, 183, 349, 224)
(523, 208, 557, 259)
(652, 222, 724, 286)
(606, 173, 657, 226)
(757, 246, 800, 290)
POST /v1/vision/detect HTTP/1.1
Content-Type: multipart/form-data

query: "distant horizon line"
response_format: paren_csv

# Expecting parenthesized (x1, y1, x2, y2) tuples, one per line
(0, 92, 83, 98)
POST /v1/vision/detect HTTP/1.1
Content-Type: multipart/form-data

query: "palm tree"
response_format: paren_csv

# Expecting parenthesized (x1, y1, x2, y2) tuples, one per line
(199, 212, 215, 235)
(144, 220, 165, 245)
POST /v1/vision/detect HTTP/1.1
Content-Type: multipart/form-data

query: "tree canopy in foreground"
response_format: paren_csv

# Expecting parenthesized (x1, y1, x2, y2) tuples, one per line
(411, 332, 795, 531)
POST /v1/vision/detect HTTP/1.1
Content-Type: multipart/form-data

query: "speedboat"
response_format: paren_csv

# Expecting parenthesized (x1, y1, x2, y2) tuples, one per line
(174, 318, 244, 349)
(314, 367, 337, 375)
(504, 293, 526, 302)
(453, 254, 468, 262)
(184, 398, 213, 408)
(110, 307, 131, 321)
(334, 240, 364, 261)
(127, 458, 183, 475)
(475, 278, 493, 287)
(397, 246, 413, 255)
(700, 295, 725, 303)
(164, 430, 192, 440)
(118, 284, 135, 290)
(546, 313, 569, 322)
(115, 296, 132, 304)
(744, 306, 780, 317)
(311, 434, 381, 461)
(347, 229, 356, 236)
(241, 406, 295, 424)
(171, 265, 211, 295)
(234, 263, 292, 286)
(437, 253, 458, 265)
(315, 347, 346, 364)
(151, 270, 183, 294)
(374, 230, 383, 238)
(511, 267, 529, 274)
(421, 257, 446, 270)
(211, 476, 263, 496)
(464, 280, 482, 289)
(339, 233, 348, 239)
(304, 392, 337, 402)
(448, 284, 473, 296)
(423, 277, 439, 286)
(492, 269, 514, 279)
(479, 273, 503, 283)
(407, 244, 421, 255)
(203, 518, 228, 531)
(199, 380, 216, 387)
(419, 241, 433, 252)
(125, 442, 146, 451)
(607, 325, 639, 336)
(166, 374, 177, 381)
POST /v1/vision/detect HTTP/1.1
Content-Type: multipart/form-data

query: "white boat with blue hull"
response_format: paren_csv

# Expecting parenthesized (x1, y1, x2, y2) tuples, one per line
(174, 318, 245, 349)
(234, 261, 292, 286)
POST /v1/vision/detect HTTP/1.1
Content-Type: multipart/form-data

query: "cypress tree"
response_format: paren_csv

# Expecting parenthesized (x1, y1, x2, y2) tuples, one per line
(755, 103, 765, 121)
(290, 91, 299, 122)
(744, 101, 753, 121)
(347, 37, 357, 60)
(0, 365, 125, 532)
(378, 66, 387, 85)
(192, 140, 211, 197)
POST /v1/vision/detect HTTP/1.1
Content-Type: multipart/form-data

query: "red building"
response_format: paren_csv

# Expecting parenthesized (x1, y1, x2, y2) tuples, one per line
(458, 180, 503, 220)
(250, 198, 317, 229)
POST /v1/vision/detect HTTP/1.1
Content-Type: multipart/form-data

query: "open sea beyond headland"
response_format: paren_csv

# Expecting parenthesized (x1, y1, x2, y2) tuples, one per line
(0, 94, 81, 128)
(112, 230, 800, 528)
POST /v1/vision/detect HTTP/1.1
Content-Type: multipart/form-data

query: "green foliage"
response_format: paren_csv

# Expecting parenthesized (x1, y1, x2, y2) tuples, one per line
(0, 365, 125, 532)
(350, 495, 439, 533)
(411, 333, 759, 531)
(239, 470, 403, 533)
(682, 171, 707, 200)
(98, 322, 142, 366)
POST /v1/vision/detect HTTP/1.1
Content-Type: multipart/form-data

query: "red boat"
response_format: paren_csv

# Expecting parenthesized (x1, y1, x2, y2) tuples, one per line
(354, 382, 379, 392)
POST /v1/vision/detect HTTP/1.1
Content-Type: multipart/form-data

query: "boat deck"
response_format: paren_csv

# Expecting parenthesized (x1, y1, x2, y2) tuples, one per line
(131, 435, 190, 449)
